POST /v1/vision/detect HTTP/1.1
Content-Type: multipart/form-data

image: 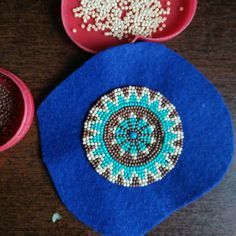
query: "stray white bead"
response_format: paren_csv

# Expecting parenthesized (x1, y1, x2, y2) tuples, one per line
(52, 213, 62, 223)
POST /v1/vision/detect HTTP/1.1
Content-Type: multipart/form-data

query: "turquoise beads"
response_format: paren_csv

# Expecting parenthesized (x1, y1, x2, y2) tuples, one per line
(83, 86, 184, 187)
(129, 131, 138, 139)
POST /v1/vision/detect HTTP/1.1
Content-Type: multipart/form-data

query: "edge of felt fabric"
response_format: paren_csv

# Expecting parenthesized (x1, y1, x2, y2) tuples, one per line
(37, 42, 235, 236)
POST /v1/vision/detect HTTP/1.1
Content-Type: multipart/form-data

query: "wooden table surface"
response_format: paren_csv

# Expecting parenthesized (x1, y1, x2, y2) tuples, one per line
(0, 0, 236, 235)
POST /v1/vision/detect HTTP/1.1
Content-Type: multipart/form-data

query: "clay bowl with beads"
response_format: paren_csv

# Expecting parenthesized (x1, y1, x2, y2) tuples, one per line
(62, 0, 197, 53)
(0, 68, 34, 152)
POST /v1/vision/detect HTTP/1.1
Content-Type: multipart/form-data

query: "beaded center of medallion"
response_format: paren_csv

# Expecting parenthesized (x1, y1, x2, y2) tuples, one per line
(83, 86, 184, 187)
(129, 131, 137, 139)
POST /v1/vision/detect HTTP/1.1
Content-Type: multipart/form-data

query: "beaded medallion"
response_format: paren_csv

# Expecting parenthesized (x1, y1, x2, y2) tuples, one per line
(83, 86, 184, 187)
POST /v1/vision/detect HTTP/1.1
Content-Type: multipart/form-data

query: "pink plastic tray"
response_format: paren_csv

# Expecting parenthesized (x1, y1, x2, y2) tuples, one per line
(62, 0, 197, 53)
(0, 68, 34, 152)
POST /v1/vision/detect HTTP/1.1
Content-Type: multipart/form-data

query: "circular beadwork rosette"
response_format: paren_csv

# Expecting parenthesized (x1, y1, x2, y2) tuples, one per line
(83, 86, 184, 187)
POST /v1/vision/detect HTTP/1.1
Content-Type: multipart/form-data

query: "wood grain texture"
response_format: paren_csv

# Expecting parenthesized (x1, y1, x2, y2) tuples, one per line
(0, 0, 235, 235)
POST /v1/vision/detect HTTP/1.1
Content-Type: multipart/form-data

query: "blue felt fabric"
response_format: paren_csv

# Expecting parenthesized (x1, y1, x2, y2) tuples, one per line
(37, 43, 234, 236)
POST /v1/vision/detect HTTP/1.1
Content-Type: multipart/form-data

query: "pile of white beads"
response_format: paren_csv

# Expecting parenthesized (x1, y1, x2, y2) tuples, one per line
(72, 0, 171, 39)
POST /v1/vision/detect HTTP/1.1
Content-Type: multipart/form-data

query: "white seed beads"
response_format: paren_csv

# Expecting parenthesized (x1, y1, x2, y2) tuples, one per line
(72, 0, 172, 40)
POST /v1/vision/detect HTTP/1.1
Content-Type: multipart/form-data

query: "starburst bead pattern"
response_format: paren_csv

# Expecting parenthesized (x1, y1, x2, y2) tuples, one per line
(83, 86, 184, 187)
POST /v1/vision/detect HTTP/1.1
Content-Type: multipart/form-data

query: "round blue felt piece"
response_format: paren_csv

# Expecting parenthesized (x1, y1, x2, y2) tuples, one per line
(37, 43, 234, 236)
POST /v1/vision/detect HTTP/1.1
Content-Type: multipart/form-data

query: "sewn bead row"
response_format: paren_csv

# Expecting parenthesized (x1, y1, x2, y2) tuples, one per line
(83, 86, 184, 187)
